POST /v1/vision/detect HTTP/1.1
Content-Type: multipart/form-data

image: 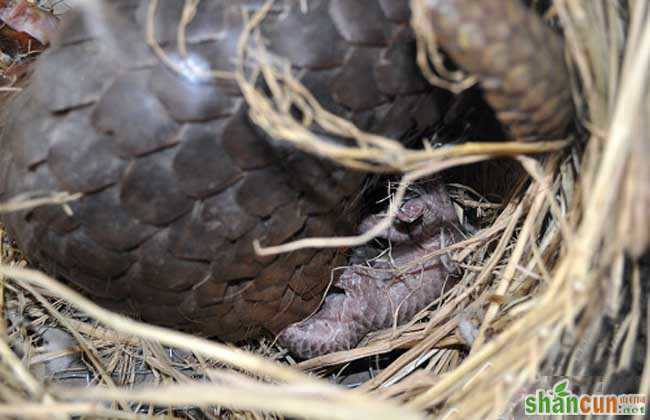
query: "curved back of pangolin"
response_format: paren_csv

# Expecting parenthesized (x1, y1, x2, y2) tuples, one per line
(0, 0, 444, 340)
(420, 0, 573, 141)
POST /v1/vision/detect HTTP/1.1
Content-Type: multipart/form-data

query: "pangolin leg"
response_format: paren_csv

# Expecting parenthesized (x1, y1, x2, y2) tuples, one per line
(278, 180, 462, 358)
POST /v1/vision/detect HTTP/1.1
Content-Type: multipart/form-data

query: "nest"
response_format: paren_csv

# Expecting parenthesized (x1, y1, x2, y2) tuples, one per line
(0, 0, 648, 419)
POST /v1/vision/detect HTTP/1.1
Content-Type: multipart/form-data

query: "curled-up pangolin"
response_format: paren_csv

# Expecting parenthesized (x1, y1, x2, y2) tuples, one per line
(0, 0, 571, 358)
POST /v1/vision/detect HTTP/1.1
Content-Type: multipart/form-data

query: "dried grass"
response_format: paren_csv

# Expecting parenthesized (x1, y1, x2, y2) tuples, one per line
(0, 0, 648, 419)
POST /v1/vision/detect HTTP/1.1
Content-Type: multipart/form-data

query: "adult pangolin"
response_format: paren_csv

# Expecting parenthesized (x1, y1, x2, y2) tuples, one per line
(0, 0, 571, 358)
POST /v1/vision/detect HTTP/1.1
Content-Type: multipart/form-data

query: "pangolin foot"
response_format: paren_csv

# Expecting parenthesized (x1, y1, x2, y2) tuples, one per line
(278, 180, 463, 358)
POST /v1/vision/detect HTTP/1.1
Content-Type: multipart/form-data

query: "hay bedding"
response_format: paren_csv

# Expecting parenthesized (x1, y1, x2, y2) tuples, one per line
(0, 0, 648, 419)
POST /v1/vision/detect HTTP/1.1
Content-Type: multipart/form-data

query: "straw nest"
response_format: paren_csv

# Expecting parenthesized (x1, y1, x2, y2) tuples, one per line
(0, 0, 648, 419)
